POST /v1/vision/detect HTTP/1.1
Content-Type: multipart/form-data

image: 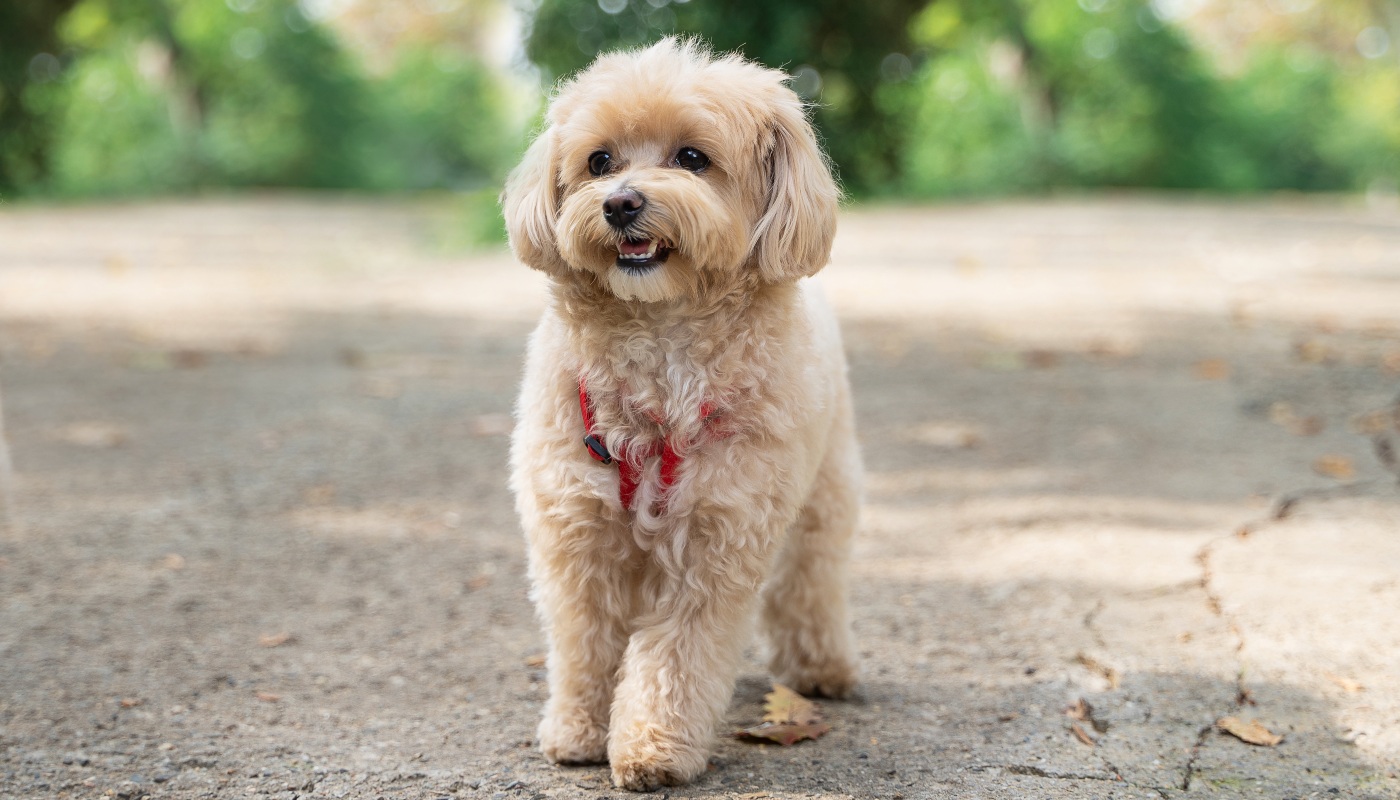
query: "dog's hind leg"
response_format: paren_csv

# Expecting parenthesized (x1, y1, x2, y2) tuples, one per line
(761, 409, 861, 699)
(528, 507, 637, 766)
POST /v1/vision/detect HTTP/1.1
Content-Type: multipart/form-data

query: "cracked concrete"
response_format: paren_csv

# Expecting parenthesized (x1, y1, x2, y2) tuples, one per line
(1, 195, 1399, 799)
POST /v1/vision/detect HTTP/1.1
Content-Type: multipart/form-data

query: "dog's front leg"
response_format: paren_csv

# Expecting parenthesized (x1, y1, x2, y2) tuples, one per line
(528, 510, 636, 765)
(607, 516, 778, 791)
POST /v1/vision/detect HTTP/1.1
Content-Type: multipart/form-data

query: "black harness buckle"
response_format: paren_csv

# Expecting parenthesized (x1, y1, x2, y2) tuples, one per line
(583, 434, 613, 465)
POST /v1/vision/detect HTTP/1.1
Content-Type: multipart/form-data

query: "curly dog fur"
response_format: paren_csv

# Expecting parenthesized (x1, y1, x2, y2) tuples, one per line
(503, 37, 861, 791)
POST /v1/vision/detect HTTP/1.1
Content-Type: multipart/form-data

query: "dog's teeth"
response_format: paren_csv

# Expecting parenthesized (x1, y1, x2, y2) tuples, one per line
(617, 239, 661, 262)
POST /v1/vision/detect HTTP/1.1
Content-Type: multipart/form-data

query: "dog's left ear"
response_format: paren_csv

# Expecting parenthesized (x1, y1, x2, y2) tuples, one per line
(751, 99, 840, 283)
(502, 129, 568, 275)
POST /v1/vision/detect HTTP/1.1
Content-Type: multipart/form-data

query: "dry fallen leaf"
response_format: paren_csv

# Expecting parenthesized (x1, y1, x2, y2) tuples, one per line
(1065, 696, 1110, 736)
(1229, 301, 1254, 328)
(1382, 351, 1400, 375)
(55, 422, 128, 448)
(1324, 673, 1365, 694)
(1268, 403, 1324, 437)
(1070, 721, 1097, 747)
(1313, 455, 1356, 480)
(524, 653, 547, 668)
(912, 422, 983, 450)
(1087, 338, 1139, 359)
(1076, 653, 1122, 690)
(1193, 358, 1230, 381)
(302, 484, 336, 505)
(1065, 697, 1092, 721)
(1023, 349, 1060, 369)
(1288, 417, 1324, 436)
(254, 691, 282, 703)
(1293, 339, 1334, 364)
(340, 347, 368, 368)
(1216, 716, 1282, 746)
(1350, 410, 1393, 436)
(258, 632, 293, 648)
(734, 684, 831, 746)
(171, 350, 208, 369)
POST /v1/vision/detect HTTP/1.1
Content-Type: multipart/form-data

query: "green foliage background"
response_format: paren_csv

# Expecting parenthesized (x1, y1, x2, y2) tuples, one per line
(3, 0, 518, 199)
(2, 0, 1398, 202)
(885, 0, 1400, 196)
(524, 0, 1400, 197)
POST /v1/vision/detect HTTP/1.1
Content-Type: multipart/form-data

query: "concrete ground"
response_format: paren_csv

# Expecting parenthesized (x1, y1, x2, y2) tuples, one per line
(0, 194, 1397, 800)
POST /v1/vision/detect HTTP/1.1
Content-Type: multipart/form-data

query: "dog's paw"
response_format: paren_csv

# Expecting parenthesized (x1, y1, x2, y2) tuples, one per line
(611, 759, 694, 793)
(608, 726, 708, 792)
(776, 658, 858, 700)
(538, 712, 608, 765)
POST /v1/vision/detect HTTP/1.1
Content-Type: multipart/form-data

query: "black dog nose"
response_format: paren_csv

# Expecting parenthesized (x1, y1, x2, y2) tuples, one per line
(602, 189, 644, 229)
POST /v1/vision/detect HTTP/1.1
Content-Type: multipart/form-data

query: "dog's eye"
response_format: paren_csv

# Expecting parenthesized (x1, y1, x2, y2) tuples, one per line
(587, 151, 612, 177)
(675, 147, 709, 172)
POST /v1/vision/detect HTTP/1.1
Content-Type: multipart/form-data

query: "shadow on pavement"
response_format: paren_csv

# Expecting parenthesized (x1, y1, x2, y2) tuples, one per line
(2, 221, 1398, 798)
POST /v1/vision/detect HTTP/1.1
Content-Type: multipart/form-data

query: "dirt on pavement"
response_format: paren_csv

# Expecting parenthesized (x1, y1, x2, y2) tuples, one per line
(1, 194, 1398, 799)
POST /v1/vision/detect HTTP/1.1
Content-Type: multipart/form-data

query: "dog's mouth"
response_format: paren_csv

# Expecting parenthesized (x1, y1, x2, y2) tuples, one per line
(615, 237, 672, 274)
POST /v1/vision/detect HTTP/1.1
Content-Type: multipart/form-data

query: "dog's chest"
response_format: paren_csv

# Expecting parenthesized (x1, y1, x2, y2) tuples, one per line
(584, 322, 752, 439)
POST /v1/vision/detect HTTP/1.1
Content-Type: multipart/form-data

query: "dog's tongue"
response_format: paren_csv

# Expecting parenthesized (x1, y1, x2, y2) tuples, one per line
(619, 238, 654, 256)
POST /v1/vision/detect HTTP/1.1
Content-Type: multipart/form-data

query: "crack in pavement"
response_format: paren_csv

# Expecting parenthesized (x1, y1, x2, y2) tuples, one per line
(1076, 565, 1195, 796)
(1070, 612, 1171, 797)
(967, 762, 1118, 782)
(1086, 743, 1148, 798)
(1179, 390, 1400, 794)
(970, 760, 1174, 799)
(1179, 723, 1214, 793)
(1271, 480, 1380, 522)
(1184, 502, 1294, 793)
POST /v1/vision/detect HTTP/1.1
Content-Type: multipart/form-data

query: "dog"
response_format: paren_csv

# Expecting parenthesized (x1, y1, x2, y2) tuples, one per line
(502, 37, 861, 792)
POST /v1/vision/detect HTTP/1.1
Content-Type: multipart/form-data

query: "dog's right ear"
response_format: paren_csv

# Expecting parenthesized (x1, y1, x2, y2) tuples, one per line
(502, 130, 567, 274)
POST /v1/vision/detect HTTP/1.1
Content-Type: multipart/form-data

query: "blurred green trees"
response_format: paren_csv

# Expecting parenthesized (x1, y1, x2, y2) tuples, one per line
(895, 0, 1229, 193)
(523, 0, 1400, 197)
(0, 0, 82, 191)
(2, 0, 519, 197)
(525, 0, 928, 193)
(2, 0, 1397, 201)
(889, 0, 1400, 195)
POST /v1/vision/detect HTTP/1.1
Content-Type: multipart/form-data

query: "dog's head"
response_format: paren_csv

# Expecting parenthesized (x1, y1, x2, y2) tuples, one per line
(502, 38, 839, 303)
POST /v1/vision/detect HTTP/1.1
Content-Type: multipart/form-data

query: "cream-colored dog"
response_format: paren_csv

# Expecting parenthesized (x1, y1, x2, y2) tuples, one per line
(503, 38, 860, 792)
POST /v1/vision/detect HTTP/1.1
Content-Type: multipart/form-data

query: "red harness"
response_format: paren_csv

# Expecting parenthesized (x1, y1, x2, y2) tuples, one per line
(578, 380, 727, 511)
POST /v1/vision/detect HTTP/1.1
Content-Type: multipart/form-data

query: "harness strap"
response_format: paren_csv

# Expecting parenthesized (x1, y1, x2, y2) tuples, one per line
(578, 380, 724, 511)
